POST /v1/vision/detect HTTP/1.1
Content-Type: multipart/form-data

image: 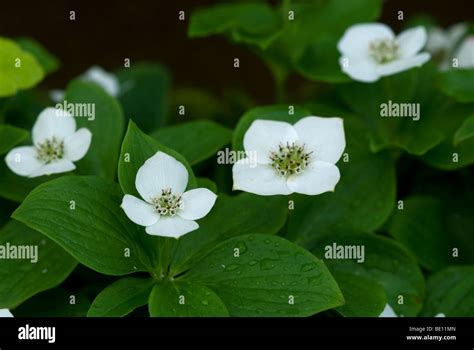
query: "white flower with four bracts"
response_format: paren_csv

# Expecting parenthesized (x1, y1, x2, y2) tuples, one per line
(0, 309, 13, 317)
(426, 23, 467, 69)
(121, 152, 217, 238)
(5, 107, 92, 178)
(232, 116, 345, 196)
(455, 36, 474, 69)
(338, 23, 431, 82)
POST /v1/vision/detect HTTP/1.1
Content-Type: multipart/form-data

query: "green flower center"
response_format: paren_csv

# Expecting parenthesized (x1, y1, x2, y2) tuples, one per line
(152, 188, 183, 216)
(270, 142, 312, 177)
(369, 38, 399, 64)
(36, 137, 64, 164)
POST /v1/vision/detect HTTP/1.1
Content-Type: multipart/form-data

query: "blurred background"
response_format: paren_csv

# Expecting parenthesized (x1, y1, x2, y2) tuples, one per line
(1, 0, 473, 104)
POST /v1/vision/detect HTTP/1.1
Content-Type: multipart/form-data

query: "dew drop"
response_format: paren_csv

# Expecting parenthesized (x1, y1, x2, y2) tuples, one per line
(224, 264, 240, 272)
(301, 263, 316, 272)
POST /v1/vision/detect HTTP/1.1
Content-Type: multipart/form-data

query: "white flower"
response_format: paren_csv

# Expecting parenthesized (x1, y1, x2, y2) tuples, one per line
(232, 117, 345, 196)
(454, 36, 474, 68)
(338, 23, 431, 82)
(5, 108, 92, 178)
(0, 308, 13, 317)
(121, 152, 217, 238)
(426, 23, 467, 68)
(379, 304, 446, 317)
(50, 66, 119, 102)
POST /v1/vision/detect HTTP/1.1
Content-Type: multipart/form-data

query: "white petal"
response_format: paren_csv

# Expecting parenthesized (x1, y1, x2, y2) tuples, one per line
(5, 146, 43, 177)
(179, 188, 217, 220)
(286, 161, 340, 195)
(82, 66, 120, 97)
(294, 116, 345, 164)
(448, 23, 468, 45)
(0, 309, 13, 317)
(455, 36, 474, 68)
(145, 216, 198, 238)
(340, 56, 380, 82)
(28, 159, 76, 178)
(338, 23, 395, 58)
(232, 160, 292, 196)
(32, 107, 76, 145)
(136, 152, 188, 203)
(64, 128, 92, 161)
(397, 27, 428, 58)
(376, 52, 431, 76)
(243, 120, 299, 165)
(435, 313, 445, 317)
(379, 304, 397, 317)
(121, 194, 159, 227)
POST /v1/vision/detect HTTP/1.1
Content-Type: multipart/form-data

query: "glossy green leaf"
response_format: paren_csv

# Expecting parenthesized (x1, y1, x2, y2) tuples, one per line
(149, 281, 229, 317)
(196, 177, 217, 193)
(0, 124, 28, 155)
(454, 114, 474, 145)
(117, 63, 171, 132)
(312, 233, 425, 317)
(388, 196, 455, 271)
(151, 120, 232, 165)
(64, 80, 125, 178)
(184, 234, 344, 316)
(439, 69, 474, 103)
(421, 266, 474, 317)
(12, 176, 153, 275)
(88, 277, 154, 317)
(118, 120, 197, 198)
(170, 193, 287, 275)
(188, 3, 282, 49)
(16, 37, 59, 74)
(0, 37, 44, 97)
(0, 221, 77, 308)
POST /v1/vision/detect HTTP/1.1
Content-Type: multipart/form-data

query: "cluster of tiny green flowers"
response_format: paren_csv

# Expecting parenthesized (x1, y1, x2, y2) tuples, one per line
(36, 137, 64, 164)
(270, 142, 312, 177)
(152, 188, 184, 216)
(369, 38, 399, 63)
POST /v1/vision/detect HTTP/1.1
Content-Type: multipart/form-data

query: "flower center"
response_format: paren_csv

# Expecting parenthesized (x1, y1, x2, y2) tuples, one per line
(36, 137, 64, 164)
(270, 142, 311, 177)
(369, 38, 399, 64)
(152, 188, 183, 216)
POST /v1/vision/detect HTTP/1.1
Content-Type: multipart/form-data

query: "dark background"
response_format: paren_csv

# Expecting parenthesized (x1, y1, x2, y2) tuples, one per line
(1, 0, 473, 103)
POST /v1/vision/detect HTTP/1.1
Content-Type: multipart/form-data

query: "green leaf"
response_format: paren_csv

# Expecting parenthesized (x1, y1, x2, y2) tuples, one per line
(183, 234, 344, 317)
(332, 270, 387, 317)
(88, 277, 154, 317)
(439, 69, 474, 103)
(421, 104, 474, 170)
(421, 266, 474, 317)
(117, 63, 171, 132)
(63, 80, 125, 179)
(454, 114, 474, 146)
(196, 177, 217, 193)
(151, 120, 232, 166)
(188, 3, 282, 49)
(312, 233, 425, 317)
(0, 221, 77, 308)
(149, 281, 229, 317)
(233, 105, 312, 152)
(170, 193, 287, 275)
(12, 176, 153, 275)
(118, 120, 197, 198)
(0, 37, 44, 97)
(387, 196, 455, 271)
(0, 124, 28, 155)
(15, 37, 59, 74)
(13, 287, 90, 317)
(337, 64, 447, 155)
